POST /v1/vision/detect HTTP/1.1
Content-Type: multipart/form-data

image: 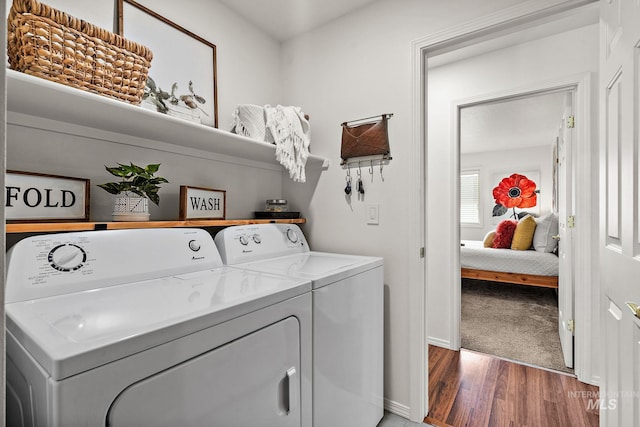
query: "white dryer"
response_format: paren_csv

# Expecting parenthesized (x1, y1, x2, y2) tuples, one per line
(214, 224, 384, 427)
(5, 228, 312, 427)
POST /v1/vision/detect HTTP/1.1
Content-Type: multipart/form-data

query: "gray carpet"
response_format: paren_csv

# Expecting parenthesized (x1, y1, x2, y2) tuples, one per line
(461, 278, 573, 374)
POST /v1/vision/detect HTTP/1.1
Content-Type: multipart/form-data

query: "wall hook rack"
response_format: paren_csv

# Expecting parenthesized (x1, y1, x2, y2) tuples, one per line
(340, 154, 392, 168)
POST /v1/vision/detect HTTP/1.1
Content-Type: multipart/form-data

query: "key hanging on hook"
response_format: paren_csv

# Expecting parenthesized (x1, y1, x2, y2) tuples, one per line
(357, 162, 365, 195)
(344, 165, 352, 195)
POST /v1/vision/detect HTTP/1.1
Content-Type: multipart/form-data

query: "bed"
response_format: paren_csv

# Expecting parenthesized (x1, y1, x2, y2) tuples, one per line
(460, 239, 559, 288)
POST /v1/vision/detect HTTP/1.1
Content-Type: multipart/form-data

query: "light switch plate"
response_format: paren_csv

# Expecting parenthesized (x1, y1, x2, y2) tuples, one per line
(367, 203, 379, 225)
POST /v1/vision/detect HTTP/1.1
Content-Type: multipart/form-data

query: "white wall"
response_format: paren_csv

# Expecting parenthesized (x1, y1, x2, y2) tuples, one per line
(461, 145, 554, 241)
(5, 0, 285, 223)
(426, 24, 598, 354)
(6, 125, 286, 222)
(280, 0, 538, 413)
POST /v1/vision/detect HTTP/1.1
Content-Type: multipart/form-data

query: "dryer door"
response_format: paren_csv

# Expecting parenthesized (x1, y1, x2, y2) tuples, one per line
(107, 317, 301, 427)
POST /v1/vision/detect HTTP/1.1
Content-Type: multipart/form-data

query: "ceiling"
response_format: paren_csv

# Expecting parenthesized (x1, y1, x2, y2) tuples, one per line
(219, 0, 598, 44)
(460, 91, 568, 155)
(217, 0, 379, 41)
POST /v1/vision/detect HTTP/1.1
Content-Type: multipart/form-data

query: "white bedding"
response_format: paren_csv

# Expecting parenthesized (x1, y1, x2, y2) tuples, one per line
(460, 240, 558, 276)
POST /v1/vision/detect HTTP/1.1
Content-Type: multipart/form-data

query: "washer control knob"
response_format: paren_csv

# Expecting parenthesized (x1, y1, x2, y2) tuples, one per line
(48, 244, 87, 272)
(188, 239, 201, 252)
(239, 235, 249, 246)
(286, 228, 299, 244)
(252, 234, 262, 244)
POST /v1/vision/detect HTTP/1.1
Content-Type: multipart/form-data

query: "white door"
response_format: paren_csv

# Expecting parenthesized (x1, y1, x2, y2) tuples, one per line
(600, 0, 640, 424)
(557, 92, 575, 369)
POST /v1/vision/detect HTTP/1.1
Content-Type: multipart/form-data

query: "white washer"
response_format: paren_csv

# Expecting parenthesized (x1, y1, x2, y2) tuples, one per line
(5, 228, 312, 427)
(214, 224, 384, 427)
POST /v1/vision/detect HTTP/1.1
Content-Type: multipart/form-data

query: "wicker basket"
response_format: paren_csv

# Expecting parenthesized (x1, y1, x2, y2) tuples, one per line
(7, 0, 153, 104)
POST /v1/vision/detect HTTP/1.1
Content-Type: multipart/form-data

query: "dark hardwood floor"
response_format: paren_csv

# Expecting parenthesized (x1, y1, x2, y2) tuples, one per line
(425, 345, 599, 427)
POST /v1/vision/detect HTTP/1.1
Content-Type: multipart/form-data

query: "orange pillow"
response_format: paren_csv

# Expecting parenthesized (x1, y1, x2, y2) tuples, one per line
(511, 215, 537, 250)
(492, 219, 518, 249)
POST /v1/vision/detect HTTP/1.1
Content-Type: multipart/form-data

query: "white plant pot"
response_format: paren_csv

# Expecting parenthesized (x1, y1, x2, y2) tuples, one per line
(142, 100, 202, 124)
(167, 104, 202, 123)
(112, 196, 150, 222)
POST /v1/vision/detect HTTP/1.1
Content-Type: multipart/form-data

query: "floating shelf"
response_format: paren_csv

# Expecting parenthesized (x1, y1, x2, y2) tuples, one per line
(6, 69, 329, 169)
(6, 218, 306, 234)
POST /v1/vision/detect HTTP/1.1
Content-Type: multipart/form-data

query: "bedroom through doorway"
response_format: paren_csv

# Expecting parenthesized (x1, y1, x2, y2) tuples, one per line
(458, 89, 575, 374)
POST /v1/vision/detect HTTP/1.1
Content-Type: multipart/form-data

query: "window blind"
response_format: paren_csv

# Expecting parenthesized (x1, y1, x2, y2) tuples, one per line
(460, 171, 480, 224)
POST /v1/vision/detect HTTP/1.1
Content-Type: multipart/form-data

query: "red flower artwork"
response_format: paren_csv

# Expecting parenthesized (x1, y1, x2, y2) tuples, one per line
(493, 173, 537, 209)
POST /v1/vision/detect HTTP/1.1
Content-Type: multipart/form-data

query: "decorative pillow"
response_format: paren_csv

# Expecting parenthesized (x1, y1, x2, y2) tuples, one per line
(483, 231, 496, 248)
(511, 215, 537, 250)
(492, 219, 518, 249)
(533, 213, 559, 253)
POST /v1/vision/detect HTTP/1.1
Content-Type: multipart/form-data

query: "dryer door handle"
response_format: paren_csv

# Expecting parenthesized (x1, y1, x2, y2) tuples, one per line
(285, 367, 298, 414)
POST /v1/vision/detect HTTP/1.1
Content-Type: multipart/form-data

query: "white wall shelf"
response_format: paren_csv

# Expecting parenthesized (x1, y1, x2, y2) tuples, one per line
(6, 69, 329, 169)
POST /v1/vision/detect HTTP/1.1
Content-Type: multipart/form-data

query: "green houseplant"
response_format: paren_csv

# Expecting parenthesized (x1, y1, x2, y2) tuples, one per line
(98, 163, 168, 221)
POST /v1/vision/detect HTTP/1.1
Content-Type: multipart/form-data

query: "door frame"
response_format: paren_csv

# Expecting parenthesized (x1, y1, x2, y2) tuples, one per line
(450, 77, 588, 359)
(408, 0, 598, 421)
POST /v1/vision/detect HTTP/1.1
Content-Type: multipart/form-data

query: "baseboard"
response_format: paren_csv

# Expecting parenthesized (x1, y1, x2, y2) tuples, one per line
(384, 398, 411, 419)
(428, 336, 452, 349)
(425, 416, 455, 427)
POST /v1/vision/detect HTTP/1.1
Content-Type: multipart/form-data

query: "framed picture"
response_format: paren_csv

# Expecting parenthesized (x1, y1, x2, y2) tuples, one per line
(5, 171, 90, 222)
(179, 186, 226, 220)
(491, 170, 541, 224)
(117, 0, 218, 127)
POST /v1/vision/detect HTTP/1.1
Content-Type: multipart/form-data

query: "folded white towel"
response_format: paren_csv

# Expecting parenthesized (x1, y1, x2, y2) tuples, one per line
(231, 104, 310, 182)
(231, 104, 267, 141)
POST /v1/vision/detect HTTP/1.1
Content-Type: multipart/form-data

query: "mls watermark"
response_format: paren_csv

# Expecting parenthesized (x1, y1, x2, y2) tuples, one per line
(568, 390, 640, 411)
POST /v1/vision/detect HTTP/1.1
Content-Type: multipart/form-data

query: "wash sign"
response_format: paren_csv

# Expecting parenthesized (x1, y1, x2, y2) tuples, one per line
(179, 185, 226, 220)
(5, 171, 90, 221)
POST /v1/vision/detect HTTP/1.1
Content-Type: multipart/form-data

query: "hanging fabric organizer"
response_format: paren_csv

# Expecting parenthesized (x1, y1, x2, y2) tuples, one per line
(340, 113, 393, 166)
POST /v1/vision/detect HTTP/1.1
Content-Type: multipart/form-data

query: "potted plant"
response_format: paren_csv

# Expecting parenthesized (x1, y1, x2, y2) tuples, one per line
(98, 163, 168, 221)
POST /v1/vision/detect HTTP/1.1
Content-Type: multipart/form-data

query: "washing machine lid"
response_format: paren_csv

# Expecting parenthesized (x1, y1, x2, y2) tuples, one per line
(236, 251, 383, 289)
(6, 267, 310, 381)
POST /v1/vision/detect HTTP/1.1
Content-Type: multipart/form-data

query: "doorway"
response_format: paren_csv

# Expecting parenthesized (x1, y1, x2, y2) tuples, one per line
(408, 2, 599, 420)
(457, 89, 575, 374)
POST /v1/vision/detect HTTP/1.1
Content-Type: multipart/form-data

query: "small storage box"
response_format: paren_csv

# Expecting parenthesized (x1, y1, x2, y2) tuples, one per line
(7, 0, 153, 104)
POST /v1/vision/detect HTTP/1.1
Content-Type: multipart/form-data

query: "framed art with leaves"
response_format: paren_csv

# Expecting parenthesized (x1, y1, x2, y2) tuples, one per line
(117, 0, 218, 127)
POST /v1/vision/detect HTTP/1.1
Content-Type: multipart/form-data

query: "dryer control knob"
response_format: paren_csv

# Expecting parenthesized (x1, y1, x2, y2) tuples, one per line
(239, 235, 249, 246)
(188, 240, 201, 252)
(286, 228, 299, 243)
(252, 234, 262, 244)
(48, 244, 87, 272)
